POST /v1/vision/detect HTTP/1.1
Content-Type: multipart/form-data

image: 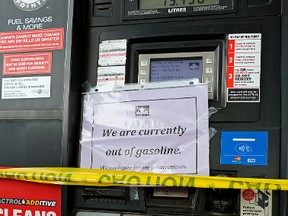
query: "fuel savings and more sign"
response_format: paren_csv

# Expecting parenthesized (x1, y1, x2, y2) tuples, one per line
(80, 83, 210, 176)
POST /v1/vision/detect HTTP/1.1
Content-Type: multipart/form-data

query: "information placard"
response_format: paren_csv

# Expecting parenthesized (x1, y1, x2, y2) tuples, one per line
(80, 84, 209, 175)
(3, 52, 52, 75)
(0, 28, 64, 53)
(240, 189, 272, 216)
(227, 33, 262, 102)
(2, 76, 51, 99)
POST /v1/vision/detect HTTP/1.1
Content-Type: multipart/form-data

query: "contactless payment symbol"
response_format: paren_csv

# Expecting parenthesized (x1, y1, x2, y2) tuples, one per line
(220, 131, 268, 165)
(233, 138, 255, 154)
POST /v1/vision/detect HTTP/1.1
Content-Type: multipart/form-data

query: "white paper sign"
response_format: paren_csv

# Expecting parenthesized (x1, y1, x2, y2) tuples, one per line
(2, 76, 51, 99)
(80, 84, 209, 175)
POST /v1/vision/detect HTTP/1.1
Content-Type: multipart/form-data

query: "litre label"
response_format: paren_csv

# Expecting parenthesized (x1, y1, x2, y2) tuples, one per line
(227, 33, 261, 103)
(2, 76, 51, 99)
(0, 28, 64, 53)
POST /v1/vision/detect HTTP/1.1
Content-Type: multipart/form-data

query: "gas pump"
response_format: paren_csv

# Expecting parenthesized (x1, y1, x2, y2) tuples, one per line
(0, 0, 82, 215)
(0, 0, 287, 216)
(73, 0, 288, 216)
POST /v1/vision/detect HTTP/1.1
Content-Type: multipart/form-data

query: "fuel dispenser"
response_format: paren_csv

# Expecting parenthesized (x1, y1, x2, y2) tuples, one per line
(74, 0, 288, 216)
(0, 0, 82, 215)
(0, 0, 287, 215)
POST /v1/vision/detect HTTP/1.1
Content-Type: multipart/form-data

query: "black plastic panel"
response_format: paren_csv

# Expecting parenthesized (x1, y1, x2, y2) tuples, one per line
(85, 0, 280, 27)
(0, 120, 62, 166)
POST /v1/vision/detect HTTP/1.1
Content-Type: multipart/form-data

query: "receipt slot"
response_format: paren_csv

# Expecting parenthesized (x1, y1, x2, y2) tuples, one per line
(73, 0, 288, 216)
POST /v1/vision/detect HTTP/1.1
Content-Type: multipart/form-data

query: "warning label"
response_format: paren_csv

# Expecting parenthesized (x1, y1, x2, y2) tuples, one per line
(228, 89, 260, 102)
(233, 54, 261, 67)
(241, 189, 272, 216)
(227, 33, 261, 103)
(233, 67, 260, 87)
(3, 52, 52, 75)
(232, 37, 261, 53)
(0, 28, 64, 53)
(1, 76, 51, 99)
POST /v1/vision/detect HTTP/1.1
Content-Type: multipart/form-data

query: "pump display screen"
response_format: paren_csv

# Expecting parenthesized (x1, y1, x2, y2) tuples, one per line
(139, 0, 220, 9)
(150, 58, 203, 82)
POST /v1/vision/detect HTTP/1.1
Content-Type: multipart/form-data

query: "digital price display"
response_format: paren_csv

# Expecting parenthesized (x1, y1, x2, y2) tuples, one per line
(150, 58, 203, 82)
(139, 0, 220, 9)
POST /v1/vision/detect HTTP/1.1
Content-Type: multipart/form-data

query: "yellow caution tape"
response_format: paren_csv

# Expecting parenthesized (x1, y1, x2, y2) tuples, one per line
(0, 167, 287, 190)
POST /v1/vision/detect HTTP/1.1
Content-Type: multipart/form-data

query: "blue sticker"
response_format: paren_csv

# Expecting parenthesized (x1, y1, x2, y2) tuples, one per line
(220, 131, 268, 165)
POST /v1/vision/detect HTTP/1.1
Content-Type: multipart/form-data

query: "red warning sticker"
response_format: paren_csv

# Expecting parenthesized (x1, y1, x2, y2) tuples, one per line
(242, 189, 255, 201)
(3, 52, 52, 75)
(0, 28, 64, 53)
(240, 189, 272, 216)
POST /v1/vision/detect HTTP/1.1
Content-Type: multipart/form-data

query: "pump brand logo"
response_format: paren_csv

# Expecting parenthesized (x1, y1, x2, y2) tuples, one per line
(135, 106, 150, 117)
(13, 0, 48, 11)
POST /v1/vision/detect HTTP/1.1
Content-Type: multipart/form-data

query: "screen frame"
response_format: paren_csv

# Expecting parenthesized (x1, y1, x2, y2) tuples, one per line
(138, 51, 218, 101)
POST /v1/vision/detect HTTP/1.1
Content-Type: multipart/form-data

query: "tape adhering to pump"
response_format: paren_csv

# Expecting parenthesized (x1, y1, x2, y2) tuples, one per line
(0, 168, 286, 190)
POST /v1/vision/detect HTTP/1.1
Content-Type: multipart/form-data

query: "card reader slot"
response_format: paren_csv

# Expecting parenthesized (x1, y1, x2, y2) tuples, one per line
(146, 187, 198, 208)
(93, 0, 113, 16)
(82, 187, 128, 203)
(95, 3, 112, 10)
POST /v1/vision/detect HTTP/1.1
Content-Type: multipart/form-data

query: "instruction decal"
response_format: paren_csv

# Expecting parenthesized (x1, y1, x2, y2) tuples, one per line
(0, 28, 64, 53)
(98, 39, 127, 66)
(220, 131, 268, 165)
(241, 189, 272, 216)
(96, 66, 125, 91)
(2, 76, 51, 99)
(3, 52, 52, 75)
(227, 33, 261, 102)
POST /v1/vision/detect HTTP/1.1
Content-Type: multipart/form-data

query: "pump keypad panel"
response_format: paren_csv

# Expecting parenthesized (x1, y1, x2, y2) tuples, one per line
(138, 52, 218, 100)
